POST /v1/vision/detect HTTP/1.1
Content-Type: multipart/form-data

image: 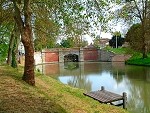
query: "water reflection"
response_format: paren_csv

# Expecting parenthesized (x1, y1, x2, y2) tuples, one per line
(124, 65, 150, 113)
(61, 62, 92, 91)
(36, 62, 150, 113)
(64, 62, 79, 70)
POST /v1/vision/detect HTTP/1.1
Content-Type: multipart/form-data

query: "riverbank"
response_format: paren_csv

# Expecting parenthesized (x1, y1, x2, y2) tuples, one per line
(0, 64, 128, 113)
(125, 52, 150, 66)
(105, 47, 150, 66)
(125, 57, 150, 66)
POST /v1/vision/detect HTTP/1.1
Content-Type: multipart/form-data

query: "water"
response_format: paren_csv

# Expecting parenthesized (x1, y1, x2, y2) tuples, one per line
(36, 62, 150, 113)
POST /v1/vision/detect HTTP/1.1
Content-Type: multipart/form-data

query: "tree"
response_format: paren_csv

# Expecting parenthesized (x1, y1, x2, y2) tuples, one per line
(0, 0, 16, 64)
(3, 0, 90, 85)
(1, 0, 114, 85)
(93, 35, 100, 48)
(86, 0, 115, 32)
(33, 0, 91, 50)
(60, 38, 74, 48)
(6, 24, 20, 68)
(0, 35, 9, 63)
(11, 0, 35, 85)
(109, 31, 125, 48)
(34, 15, 59, 51)
(80, 40, 88, 47)
(125, 23, 145, 53)
(118, 0, 150, 58)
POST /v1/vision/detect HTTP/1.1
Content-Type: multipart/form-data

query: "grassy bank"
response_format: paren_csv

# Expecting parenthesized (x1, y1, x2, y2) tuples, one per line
(104, 46, 128, 54)
(104, 47, 150, 66)
(125, 58, 150, 66)
(125, 52, 150, 66)
(0, 65, 128, 113)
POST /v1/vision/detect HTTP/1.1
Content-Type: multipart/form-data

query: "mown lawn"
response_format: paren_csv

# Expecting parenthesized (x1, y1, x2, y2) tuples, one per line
(0, 64, 129, 113)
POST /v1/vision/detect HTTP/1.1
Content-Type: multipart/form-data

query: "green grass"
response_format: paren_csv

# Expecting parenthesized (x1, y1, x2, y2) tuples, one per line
(104, 46, 150, 66)
(104, 46, 128, 54)
(0, 65, 129, 113)
(125, 52, 150, 66)
(0, 65, 66, 113)
(125, 57, 150, 66)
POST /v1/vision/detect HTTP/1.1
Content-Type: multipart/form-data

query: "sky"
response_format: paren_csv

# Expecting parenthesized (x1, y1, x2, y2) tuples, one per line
(83, 21, 127, 44)
(83, 32, 112, 44)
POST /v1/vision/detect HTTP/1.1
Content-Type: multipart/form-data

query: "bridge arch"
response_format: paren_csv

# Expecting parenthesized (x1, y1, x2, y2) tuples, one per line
(64, 54, 79, 62)
(59, 48, 82, 62)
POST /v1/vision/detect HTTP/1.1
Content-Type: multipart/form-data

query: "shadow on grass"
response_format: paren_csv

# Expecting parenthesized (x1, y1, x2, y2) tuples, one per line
(0, 64, 67, 113)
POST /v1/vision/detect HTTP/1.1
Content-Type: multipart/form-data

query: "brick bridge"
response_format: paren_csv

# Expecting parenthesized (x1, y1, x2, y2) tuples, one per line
(34, 48, 130, 65)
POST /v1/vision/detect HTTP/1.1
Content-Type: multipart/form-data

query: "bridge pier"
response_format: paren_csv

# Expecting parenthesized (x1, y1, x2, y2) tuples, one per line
(59, 49, 64, 63)
(79, 48, 84, 62)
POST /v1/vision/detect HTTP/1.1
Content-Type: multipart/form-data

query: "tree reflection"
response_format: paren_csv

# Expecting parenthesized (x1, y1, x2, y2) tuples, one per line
(65, 62, 92, 91)
(110, 62, 126, 84)
(64, 62, 79, 70)
(127, 81, 150, 113)
(67, 75, 92, 92)
(125, 66, 150, 113)
(110, 69, 125, 84)
(108, 63, 150, 113)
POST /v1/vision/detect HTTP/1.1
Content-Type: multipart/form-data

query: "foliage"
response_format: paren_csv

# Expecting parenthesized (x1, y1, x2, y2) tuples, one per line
(0, 0, 14, 26)
(1, 0, 126, 85)
(0, 25, 12, 63)
(109, 33, 125, 48)
(0, 43, 8, 63)
(80, 40, 88, 47)
(117, 0, 150, 58)
(93, 35, 100, 48)
(60, 38, 73, 48)
(113, 31, 121, 37)
(34, 17, 59, 51)
(86, 0, 117, 33)
(60, 36, 88, 48)
(126, 58, 150, 66)
(32, 0, 90, 50)
(125, 23, 144, 52)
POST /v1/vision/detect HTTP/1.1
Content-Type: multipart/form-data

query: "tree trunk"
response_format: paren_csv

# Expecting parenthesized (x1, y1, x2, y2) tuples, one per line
(7, 30, 15, 65)
(12, 0, 35, 86)
(142, 44, 148, 58)
(11, 41, 17, 68)
(141, 20, 148, 59)
(22, 26, 35, 86)
(11, 26, 20, 68)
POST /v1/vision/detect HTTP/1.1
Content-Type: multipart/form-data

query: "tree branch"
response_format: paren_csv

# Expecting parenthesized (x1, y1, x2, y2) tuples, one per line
(11, 0, 24, 31)
(24, 0, 31, 26)
(133, 0, 143, 21)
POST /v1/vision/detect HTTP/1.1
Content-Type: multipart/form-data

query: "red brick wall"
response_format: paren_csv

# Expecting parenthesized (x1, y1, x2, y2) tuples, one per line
(45, 51, 59, 62)
(83, 48, 98, 61)
(44, 48, 99, 62)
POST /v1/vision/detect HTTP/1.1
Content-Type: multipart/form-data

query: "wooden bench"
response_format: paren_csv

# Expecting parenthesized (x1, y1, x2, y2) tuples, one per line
(83, 86, 127, 109)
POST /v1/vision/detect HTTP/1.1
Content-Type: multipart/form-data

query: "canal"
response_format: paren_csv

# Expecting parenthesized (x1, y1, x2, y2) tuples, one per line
(36, 62, 150, 113)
